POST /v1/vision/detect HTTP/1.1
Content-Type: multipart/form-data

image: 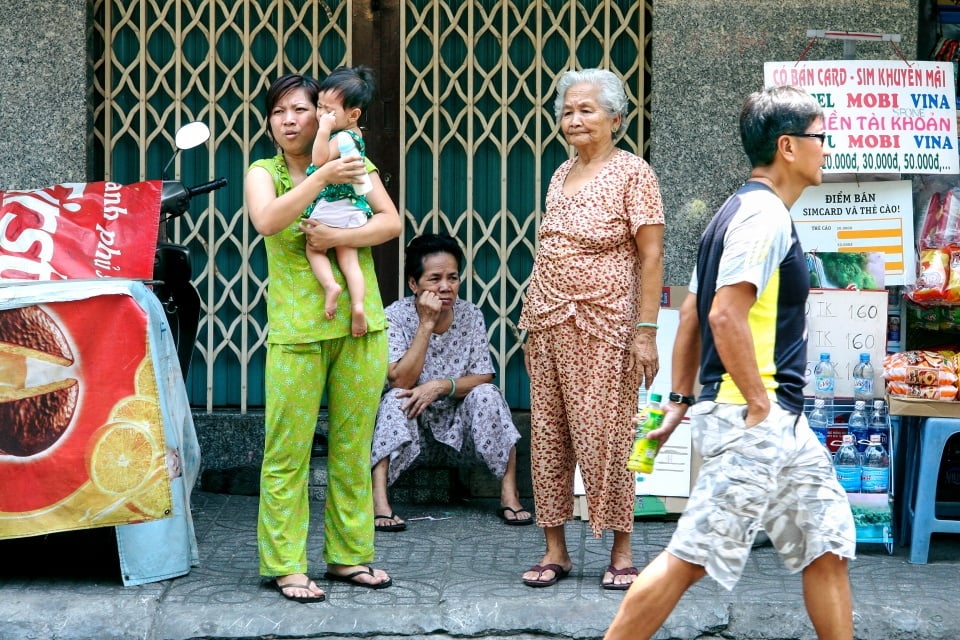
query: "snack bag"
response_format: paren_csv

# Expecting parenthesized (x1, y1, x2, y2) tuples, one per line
(947, 247, 960, 304)
(883, 350, 958, 380)
(919, 190, 944, 250)
(946, 306, 960, 332)
(936, 189, 960, 247)
(910, 248, 950, 303)
(883, 350, 960, 400)
(905, 303, 928, 330)
(886, 381, 958, 400)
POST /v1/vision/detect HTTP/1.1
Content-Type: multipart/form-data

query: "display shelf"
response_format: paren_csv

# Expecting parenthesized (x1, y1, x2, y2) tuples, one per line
(803, 397, 894, 552)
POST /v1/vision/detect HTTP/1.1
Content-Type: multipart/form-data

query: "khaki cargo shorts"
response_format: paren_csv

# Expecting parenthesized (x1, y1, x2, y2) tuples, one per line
(666, 401, 856, 590)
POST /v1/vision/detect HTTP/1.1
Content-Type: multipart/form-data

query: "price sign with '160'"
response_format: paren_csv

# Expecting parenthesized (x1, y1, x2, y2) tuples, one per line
(804, 289, 887, 399)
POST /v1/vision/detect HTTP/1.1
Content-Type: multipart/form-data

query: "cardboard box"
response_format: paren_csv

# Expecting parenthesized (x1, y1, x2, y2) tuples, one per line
(574, 451, 702, 520)
(575, 494, 690, 520)
(887, 394, 960, 418)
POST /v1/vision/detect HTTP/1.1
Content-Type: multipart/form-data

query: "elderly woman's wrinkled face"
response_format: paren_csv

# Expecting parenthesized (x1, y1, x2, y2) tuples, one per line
(559, 82, 619, 149)
(409, 252, 461, 308)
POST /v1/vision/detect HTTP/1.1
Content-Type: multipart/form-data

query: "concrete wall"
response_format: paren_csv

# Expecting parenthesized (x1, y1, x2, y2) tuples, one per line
(0, 0, 88, 190)
(652, 1, 919, 286)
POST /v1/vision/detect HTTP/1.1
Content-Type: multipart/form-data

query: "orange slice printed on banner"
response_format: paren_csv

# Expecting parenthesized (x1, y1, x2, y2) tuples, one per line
(88, 421, 159, 495)
(108, 395, 161, 426)
(134, 354, 158, 398)
(128, 473, 172, 520)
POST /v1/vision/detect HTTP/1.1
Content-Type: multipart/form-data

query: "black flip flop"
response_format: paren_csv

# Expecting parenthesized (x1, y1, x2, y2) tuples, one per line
(374, 512, 407, 532)
(324, 566, 393, 589)
(497, 505, 534, 526)
(269, 579, 325, 603)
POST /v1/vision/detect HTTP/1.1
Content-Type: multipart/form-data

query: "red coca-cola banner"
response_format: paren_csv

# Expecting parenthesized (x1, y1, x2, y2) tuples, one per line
(0, 181, 161, 280)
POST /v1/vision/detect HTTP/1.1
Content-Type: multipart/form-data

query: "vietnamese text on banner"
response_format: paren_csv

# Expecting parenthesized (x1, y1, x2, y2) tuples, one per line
(790, 180, 915, 286)
(763, 60, 958, 175)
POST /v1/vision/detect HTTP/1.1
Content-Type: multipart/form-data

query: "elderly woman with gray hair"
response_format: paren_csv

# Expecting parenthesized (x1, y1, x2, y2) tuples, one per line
(518, 68, 665, 589)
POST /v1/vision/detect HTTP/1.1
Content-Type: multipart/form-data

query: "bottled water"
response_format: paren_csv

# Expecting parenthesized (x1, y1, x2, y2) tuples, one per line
(871, 398, 886, 425)
(627, 393, 664, 474)
(848, 400, 869, 453)
(807, 398, 830, 448)
(336, 131, 373, 195)
(861, 434, 890, 493)
(867, 399, 888, 450)
(813, 352, 836, 420)
(834, 434, 862, 493)
(852, 352, 875, 405)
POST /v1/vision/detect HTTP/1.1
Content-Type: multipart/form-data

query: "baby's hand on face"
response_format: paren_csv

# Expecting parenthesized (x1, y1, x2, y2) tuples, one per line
(317, 111, 336, 130)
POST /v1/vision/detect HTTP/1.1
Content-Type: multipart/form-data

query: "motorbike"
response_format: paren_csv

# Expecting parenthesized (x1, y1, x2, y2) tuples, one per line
(0, 121, 226, 380)
(153, 122, 227, 378)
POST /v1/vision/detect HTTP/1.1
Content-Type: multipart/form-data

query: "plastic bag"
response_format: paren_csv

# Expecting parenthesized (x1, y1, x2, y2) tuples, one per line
(886, 381, 958, 400)
(883, 350, 960, 400)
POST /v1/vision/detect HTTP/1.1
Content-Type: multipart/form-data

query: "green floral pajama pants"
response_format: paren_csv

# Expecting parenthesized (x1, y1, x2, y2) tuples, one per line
(258, 330, 387, 577)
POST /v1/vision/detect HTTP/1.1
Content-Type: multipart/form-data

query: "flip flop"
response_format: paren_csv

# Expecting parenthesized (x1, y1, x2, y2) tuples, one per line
(522, 563, 571, 588)
(497, 505, 534, 526)
(324, 566, 393, 590)
(374, 512, 407, 532)
(601, 564, 639, 590)
(269, 579, 325, 603)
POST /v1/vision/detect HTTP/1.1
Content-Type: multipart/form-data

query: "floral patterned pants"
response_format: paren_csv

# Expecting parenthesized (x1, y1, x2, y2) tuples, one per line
(527, 318, 640, 537)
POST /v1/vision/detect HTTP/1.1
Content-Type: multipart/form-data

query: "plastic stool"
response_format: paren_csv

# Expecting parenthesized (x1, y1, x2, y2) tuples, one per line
(907, 417, 960, 564)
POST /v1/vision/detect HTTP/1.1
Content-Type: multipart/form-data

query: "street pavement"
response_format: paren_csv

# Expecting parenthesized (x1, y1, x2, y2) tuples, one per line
(1, 490, 959, 640)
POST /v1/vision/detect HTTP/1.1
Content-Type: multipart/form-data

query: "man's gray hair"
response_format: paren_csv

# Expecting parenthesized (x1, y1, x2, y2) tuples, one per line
(553, 68, 629, 140)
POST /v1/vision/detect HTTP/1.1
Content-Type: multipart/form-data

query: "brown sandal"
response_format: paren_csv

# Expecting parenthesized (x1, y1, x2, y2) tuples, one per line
(522, 563, 571, 587)
(601, 564, 639, 590)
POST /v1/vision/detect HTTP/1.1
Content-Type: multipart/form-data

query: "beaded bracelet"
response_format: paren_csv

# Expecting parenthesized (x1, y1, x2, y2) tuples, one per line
(447, 377, 457, 398)
(635, 322, 659, 329)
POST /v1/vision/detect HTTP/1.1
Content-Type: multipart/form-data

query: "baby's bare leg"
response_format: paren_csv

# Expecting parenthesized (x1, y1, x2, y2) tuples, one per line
(307, 246, 342, 319)
(335, 245, 367, 336)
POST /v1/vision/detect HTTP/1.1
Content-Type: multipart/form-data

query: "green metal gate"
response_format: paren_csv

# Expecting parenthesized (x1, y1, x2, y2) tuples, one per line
(92, 0, 651, 410)
(400, 0, 652, 407)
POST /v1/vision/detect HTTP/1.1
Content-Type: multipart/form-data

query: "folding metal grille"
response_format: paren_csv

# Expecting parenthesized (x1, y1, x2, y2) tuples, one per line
(91, 0, 650, 410)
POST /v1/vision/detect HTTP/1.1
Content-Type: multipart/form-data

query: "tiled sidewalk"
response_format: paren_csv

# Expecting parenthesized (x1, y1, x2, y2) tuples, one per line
(1, 490, 958, 639)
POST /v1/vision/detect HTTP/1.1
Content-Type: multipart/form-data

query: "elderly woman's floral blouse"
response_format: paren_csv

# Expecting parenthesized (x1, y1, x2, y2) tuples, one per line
(519, 149, 664, 348)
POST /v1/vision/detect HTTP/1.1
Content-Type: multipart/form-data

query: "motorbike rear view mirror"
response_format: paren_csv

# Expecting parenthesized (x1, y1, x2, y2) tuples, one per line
(162, 121, 211, 178)
(175, 121, 210, 150)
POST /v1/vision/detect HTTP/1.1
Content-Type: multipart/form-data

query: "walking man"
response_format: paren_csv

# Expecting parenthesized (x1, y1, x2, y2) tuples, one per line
(605, 86, 856, 640)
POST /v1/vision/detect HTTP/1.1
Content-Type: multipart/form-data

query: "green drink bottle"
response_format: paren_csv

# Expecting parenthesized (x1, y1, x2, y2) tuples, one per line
(627, 393, 663, 474)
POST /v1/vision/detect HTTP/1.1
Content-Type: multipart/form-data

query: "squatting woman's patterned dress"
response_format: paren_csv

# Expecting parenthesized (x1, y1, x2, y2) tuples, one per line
(371, 297, 520, 485)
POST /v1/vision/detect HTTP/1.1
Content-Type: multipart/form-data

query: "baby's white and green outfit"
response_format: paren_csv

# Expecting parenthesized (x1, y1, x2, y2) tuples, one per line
(305, 129, 373, 228)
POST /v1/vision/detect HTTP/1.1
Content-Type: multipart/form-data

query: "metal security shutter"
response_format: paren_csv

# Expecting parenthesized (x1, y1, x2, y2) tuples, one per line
(400, 0, 651, 407)
(91, 0, 651, 410)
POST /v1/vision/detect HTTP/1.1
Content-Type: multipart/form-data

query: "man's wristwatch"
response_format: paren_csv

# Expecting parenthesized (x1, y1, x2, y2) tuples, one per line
(668, 391, 696, 406)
